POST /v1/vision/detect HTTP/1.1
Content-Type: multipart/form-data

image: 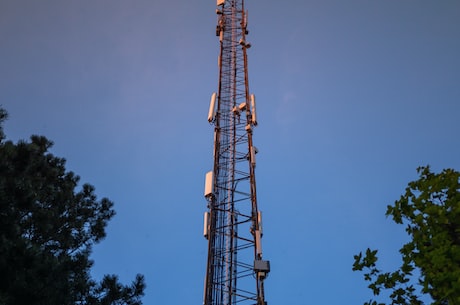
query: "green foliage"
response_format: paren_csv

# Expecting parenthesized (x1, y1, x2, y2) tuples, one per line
(0, 109, 145, 305)
(353, 166, 460, 305)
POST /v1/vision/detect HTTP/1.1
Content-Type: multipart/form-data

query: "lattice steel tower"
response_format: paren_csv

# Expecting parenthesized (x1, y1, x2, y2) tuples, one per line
(202, 1, 270, 305)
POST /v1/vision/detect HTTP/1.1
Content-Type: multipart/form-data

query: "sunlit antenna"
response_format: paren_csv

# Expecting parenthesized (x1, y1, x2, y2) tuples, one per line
(202, 1, 270, 305)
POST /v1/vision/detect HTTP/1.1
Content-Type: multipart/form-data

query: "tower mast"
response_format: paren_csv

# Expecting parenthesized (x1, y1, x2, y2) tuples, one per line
(203, 1, 269, 305)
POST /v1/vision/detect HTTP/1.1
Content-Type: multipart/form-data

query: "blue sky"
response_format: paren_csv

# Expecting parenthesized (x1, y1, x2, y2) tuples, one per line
(1, 1, 459, 304)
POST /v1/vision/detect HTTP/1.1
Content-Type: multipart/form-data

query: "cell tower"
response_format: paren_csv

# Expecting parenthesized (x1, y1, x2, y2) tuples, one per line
(202, 1, 270, 305)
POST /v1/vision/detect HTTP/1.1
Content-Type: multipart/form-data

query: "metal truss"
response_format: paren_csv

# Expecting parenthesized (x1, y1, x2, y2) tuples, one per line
(203, 1, 269, 305)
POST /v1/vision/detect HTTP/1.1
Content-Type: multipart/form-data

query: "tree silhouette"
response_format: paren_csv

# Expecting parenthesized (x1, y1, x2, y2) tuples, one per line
(0, 108, 145, 305)
(353, 166, 460, 305)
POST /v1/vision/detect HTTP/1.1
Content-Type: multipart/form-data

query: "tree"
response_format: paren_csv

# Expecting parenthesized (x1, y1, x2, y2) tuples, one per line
(353, 166, 460, 305)
(0, 109, 145, 305)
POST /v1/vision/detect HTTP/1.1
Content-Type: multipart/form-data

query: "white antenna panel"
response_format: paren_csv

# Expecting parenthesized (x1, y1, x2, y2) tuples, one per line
(204, 171, 214, 198)
(251, 146, 256, 168)
(255, 230, 262, 255)
(258, 211, 263, 236)
(250, 94, 257, 126)
(203, 212, 210, 239)
(208, 93, 217, 122)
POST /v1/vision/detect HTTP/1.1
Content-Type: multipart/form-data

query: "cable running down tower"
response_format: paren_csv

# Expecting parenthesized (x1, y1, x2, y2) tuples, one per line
(203, 1, 270, 305)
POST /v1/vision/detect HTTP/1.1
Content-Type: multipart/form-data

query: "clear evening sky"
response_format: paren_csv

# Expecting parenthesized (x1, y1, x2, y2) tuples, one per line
(1, 1, 459, 304)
